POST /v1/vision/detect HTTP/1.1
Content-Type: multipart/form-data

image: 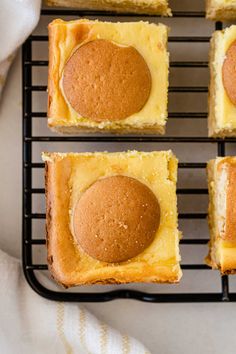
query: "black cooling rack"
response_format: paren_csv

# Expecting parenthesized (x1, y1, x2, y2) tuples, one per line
(22, 8, 236, 302)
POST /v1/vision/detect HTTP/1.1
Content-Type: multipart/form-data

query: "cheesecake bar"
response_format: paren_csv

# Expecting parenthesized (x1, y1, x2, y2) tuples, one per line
(48, 19, 169, 134)
(42, 150, 182, 287)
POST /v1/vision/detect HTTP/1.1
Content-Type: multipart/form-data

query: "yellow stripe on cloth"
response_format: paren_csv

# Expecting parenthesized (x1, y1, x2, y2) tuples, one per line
(99, 321, 108, 354)
(122, 334, 130, 354)
(78, 308, 91, 354)
(57, 302, 73, 354)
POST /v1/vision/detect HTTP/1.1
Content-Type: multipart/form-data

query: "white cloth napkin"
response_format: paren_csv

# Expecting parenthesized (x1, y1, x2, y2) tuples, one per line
(0, 0, 41, 99)
(0, 249, 150, 354)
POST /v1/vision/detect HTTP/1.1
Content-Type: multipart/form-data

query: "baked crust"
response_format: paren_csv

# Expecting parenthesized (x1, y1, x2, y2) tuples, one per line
(208, 31, 218, 137)
(48, 19, 169, 134)
(206, 0, 236, 20)
(49, 124, 166, 135)
(45, 0, 172, 16)
(43, 151, 182, 287)
(208, 26, 236, 137)
(207, 157, 236, 274)
(218, 158, 236, 243)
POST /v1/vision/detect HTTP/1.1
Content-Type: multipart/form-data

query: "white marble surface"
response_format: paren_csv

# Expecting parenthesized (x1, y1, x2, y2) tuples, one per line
(1, 0, 236, 353)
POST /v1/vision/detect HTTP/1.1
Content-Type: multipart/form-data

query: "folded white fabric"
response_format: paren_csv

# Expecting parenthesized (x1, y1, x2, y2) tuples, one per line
(0, 249, 150, 353)
(0, 0, 41, 99)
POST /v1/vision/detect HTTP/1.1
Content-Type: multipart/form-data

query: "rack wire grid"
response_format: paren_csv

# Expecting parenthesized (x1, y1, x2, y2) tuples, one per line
(22, 7, 236, 302)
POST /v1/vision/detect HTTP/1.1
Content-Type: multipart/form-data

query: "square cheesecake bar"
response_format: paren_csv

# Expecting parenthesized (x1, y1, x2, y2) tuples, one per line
(206, 0, 236, 20)
(45, 0, 172, 16)
(42, 150, 182, 287)
(208, 26, 236, 137)
(207, 157, 236, 274)
(48, 19, 169, 134)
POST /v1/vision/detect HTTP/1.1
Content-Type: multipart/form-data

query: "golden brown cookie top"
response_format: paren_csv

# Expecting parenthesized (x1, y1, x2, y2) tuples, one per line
(62, 39, 151, 122)
(222, 40, 236, 106)
(73, 175, 160, 263)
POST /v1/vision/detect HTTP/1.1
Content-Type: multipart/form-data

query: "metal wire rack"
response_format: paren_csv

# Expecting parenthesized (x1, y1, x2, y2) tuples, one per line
(22, 8, 236, 302)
